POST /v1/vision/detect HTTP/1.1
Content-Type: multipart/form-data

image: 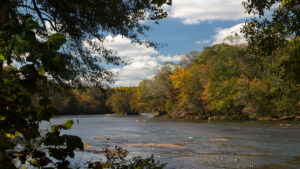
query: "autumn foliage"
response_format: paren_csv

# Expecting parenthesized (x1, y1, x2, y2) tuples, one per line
(109, 39, 300, 120)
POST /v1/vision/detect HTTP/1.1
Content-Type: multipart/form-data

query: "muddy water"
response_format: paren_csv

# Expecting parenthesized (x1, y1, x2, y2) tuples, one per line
(48, 114, 300, 169)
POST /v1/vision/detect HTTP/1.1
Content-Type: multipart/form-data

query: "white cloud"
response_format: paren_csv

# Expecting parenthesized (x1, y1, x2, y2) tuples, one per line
(169, 0, 249, 24)
(113, 61, 159, 86)
(157, 55, 183, 62)
(105, 35, 158, 57)
(99, 35, 182, 86)
(195, 40, 211, 45)
(35, 21, 57, 41)
(213, 23, 247, 44)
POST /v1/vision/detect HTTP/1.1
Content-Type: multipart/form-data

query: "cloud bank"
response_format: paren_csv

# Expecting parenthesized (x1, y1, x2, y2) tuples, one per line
(103, 35, 183, 86)
(169, 0, 249, 24)
(213, 23, 247, 44)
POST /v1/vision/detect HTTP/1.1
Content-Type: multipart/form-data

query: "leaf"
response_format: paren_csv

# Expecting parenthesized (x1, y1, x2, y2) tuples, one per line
(39, 106, 58, 121)
(5, 133, 16, 139)
(38, 108, 52, 121)
(44, 134, 64, 146)
(0, 116, 6, 121)
(102, 163, 112, 168)
(25, 18, 39, 30)
(0, 54, 5, 61)
(46, 33, 66, 50)
(63, 135, 84, 151)
(39, 98, 52, 107)
(20, 64, 39, 78)
(15, 131, 22, 137)
(51, 125, 60, 133)
(16, 34, 23, 41)
(48, 148, 65, 160)
(28, 160, 39, 167)
(62, 120, 74, 130)
(38, 66, 45, 75)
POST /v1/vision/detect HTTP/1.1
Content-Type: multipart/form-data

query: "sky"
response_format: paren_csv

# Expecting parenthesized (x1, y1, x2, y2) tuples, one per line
(105, 0, 251, 87)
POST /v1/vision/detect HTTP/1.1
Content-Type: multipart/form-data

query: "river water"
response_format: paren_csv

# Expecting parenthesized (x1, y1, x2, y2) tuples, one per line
(48, 114, 300, 169)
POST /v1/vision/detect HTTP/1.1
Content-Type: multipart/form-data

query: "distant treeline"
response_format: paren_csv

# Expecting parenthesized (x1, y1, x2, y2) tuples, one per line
(34, 36, 300, 119)
(107, 37, 300, 120)
(31, 85, 111, 115)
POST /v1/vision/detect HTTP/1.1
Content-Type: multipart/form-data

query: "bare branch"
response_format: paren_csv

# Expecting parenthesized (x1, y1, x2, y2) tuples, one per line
(32, 0, 46, 29)
(18, 4, 54, 21)
(29, 0, 58, 32)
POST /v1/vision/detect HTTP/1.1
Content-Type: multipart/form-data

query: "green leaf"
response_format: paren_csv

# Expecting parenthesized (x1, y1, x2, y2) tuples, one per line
(25, 18, 39, 30)
(51, 125, 60, 133)
(48, 148, 65, 160)
(16, 34, 23, 41)
(15, 131, 22, 137)
(44, 134, 64, 146)
(62, 120, 74, 130)
(63, 135, 84, 151)
(39, 98, 52, 107)
(38, 106, 58, 121)
(46, 33, 66, 50)
(20, 64, 39, 78)
(0, 54, 5, 61)
(38, 66, 45, 75)
(28, 160, 39, 167)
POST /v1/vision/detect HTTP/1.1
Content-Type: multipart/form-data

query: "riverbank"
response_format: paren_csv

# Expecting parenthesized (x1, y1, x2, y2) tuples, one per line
(54, 112, 300, 121)
(156, 113, 300, 121)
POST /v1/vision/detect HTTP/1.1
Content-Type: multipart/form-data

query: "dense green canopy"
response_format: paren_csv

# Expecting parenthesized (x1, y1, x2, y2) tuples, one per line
(1, 0, 171, 86)
(243, 0, 299, 55)
(0, 1, 171, 168)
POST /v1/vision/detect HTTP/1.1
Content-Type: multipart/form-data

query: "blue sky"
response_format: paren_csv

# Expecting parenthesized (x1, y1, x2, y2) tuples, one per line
(149, 19, 245, 56)
(104, 0, 251, 86)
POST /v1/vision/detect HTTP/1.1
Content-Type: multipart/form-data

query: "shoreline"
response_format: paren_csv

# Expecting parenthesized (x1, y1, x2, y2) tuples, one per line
(53, 113, 300, 121)
(156, 114, 300, 121)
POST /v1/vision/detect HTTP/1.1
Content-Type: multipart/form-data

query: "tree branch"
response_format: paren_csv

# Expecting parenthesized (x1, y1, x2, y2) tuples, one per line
(32, 0, 46, 30)
(43, 18, 57, 32)
(30, 0, 58, 32)
(18, 4, 54, 21)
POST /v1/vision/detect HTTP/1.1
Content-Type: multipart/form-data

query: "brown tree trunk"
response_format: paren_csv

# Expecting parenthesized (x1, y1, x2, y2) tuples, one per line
(0, 0, 10, 74)
(0, 0, 9, 26)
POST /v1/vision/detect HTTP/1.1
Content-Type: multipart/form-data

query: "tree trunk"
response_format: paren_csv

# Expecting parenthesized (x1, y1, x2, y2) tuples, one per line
(0, 0, 10, 74)
(0, 0, 9, 26)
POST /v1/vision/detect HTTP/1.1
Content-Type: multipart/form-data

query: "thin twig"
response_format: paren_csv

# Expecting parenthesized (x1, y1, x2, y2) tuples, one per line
(32, 0, 46, 29)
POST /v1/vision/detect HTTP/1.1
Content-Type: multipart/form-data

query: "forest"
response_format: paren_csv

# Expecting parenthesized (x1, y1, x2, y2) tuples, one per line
(6, 35, 298, 120)
(105, 0, 300, 120)
(0, 0, 299, 168)
(106, 36, 300, 120)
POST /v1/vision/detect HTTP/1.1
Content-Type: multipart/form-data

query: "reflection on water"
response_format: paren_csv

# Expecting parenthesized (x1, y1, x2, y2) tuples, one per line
(46, 114, 300, 169)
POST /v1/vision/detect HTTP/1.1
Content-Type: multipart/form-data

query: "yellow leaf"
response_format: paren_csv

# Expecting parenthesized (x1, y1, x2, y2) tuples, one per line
(0, 116, 6, 121)
(39, 66, 45, 75)
(15, 131, 22, 137)
(5, 133, 16, 139)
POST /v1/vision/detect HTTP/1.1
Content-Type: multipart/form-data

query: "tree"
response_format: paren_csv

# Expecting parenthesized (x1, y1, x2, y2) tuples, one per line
(134, 65, 173, 115)
(0, 0, 172, 168)
(106, 87, 138, 115)
(0, 23, 84, 168)
(178, 51, 200, 67)
(0, 0, 172, 85)
(241, 0, 300, 118)
(169, 65, 204, 117)
(242, 0, 299, 55)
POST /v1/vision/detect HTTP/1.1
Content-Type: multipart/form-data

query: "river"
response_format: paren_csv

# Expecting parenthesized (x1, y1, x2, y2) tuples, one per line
(48, 114, 300, 169)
